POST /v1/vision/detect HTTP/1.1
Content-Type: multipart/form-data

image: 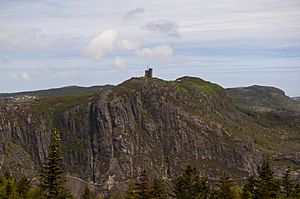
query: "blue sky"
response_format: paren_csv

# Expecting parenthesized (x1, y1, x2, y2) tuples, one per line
(0, 0, 300, 96)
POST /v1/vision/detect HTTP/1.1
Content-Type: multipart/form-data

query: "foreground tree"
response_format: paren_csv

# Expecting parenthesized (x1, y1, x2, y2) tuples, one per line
(282, 166, 294, 198)
(241, 175, 257, 199)
(149, 178, 169, 199)
(175, 165, 210, 199)
(211, 172, 236, 199)
(40, 129, 71, 199)
(256, 158, 280, 199)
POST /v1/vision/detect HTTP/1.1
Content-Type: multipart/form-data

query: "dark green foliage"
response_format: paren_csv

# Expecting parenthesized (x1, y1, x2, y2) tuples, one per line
(256, 158, 280, 199)
(124, 178, 138, 199)
(81, 186, 96, 199)
(149, 178, 169, 199)
(0, 175, 17, 199)
(292, 182, 300, 198)
(282, 166, 294, 198)
(16, 177, 31, 198)
(175, 165, 210, 199)
(212, 172, 236, 199)
(40, 129, 71, 199)
(124, 173, 169, 199)
(241, 175, 257, 199)
(0, 173, 33, 199)
(108, 188, 124, 199)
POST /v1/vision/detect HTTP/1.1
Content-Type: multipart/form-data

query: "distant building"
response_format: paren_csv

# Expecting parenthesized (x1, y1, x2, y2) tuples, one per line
(145, 68, 153, 78)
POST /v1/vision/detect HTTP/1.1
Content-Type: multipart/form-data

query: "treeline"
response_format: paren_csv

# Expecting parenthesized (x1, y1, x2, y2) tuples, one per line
(1, 130, 300, 199)
(115, 161, 300, 199)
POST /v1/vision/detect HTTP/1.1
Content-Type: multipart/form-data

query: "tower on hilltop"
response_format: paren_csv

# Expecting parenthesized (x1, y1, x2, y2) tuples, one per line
(144, 67, 153, 78)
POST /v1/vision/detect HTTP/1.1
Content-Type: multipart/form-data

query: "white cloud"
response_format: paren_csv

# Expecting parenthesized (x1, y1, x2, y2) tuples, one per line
(137, 44, 173, 61)
(0, 28, 43, 49)
(118, 39, 141, 51)
(9, 72, 31, 81)
(83, 29, 118, 60)
(114, 56, 126, 69)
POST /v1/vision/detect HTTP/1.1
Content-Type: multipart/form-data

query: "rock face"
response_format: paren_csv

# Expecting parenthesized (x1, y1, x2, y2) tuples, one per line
(0, 77, 299, 193)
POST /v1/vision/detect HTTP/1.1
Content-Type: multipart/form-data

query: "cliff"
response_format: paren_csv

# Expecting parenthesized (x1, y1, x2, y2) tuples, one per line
(0, 77, 299, 195)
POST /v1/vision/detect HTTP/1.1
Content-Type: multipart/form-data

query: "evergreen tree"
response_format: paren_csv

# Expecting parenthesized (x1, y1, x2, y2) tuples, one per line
(0, 173, 18, 199)
(175, 165, 210, 199)
(241, 175, 257, 199)
(197, 176, 211, 199)
(282, 166, 294, 198)
(16, 177, 31, 198)
(124, 178, 138, 199)
(292, 182, 300, 198)
(213, 172, 236, 199)
(108, 189, 124, 199)
(40, 129, 71, 199)
(149, 178, 169, 199)
(256, 158, 280, 199)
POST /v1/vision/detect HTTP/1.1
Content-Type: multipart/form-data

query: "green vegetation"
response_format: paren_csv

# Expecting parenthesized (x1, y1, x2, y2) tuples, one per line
(40, 129, 72, 199)
(30, 92, 96, 127)
(0, 85, 113, 98)
(1, 156, 300, 198)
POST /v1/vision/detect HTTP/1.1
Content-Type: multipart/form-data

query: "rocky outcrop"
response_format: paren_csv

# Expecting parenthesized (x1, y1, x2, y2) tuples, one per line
(0, 77, 299, 194)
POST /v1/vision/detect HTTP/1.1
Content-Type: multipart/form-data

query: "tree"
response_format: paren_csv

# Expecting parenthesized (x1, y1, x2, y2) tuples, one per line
(212, 172, 236, 199)
(241, 175, 257, 199)
(175, 165, 210, 199)
(0, 174, 18, 199)
(256, 158, 280, 199)
(291, 182, 300, 198)
(16, 177, 31, 198)
(149, 178, 169, 199)
(124, 178, 138, 199)
(282, 166, 294, 198)
(40, 129, 71, 199)
(197, 176, 211, 199)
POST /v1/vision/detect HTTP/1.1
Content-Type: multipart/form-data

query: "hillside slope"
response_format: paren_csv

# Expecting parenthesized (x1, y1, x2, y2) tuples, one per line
(226, 85, 300, 112)
(0, 85, 114, 98)
(0, 77, 299, 194)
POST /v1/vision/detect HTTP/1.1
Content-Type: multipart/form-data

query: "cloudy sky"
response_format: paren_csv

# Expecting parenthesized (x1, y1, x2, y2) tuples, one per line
(1, 0, 300, 96)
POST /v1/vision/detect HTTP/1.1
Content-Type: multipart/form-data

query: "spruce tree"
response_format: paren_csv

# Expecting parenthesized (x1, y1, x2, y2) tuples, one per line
(124, 178, 139, 199)
(282, 166, 294, 198)
(175, 165, 210, 199)
(213, 172, 236, 199)
(256, 158, 280, 199)
(149, 178, 169, 199)
(292, 182, 300, 198)
(40, 129, 70, 199)
(241, 175, 257, 199)
(16, 177, 31, 198)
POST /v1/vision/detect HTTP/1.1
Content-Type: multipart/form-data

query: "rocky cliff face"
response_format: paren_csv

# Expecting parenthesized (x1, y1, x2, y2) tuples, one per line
(0, 77, 299, 193)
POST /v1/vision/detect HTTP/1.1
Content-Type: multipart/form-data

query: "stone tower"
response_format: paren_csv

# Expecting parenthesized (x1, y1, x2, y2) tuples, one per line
(144, 68, 153, 78)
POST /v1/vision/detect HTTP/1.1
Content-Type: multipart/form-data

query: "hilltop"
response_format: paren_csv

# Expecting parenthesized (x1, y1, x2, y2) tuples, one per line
(0, 76, 299, 196)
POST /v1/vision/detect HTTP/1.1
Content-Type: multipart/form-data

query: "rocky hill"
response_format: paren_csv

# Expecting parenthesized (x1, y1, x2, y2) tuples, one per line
(294, 97, 300, 102)
(226, 85, 300, 112)
(0, 85, 114, 102)
(0, 77, 299, 195)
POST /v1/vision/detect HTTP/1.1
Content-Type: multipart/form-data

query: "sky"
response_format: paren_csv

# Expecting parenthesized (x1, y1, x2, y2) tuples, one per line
(0, 0, 300, 96)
